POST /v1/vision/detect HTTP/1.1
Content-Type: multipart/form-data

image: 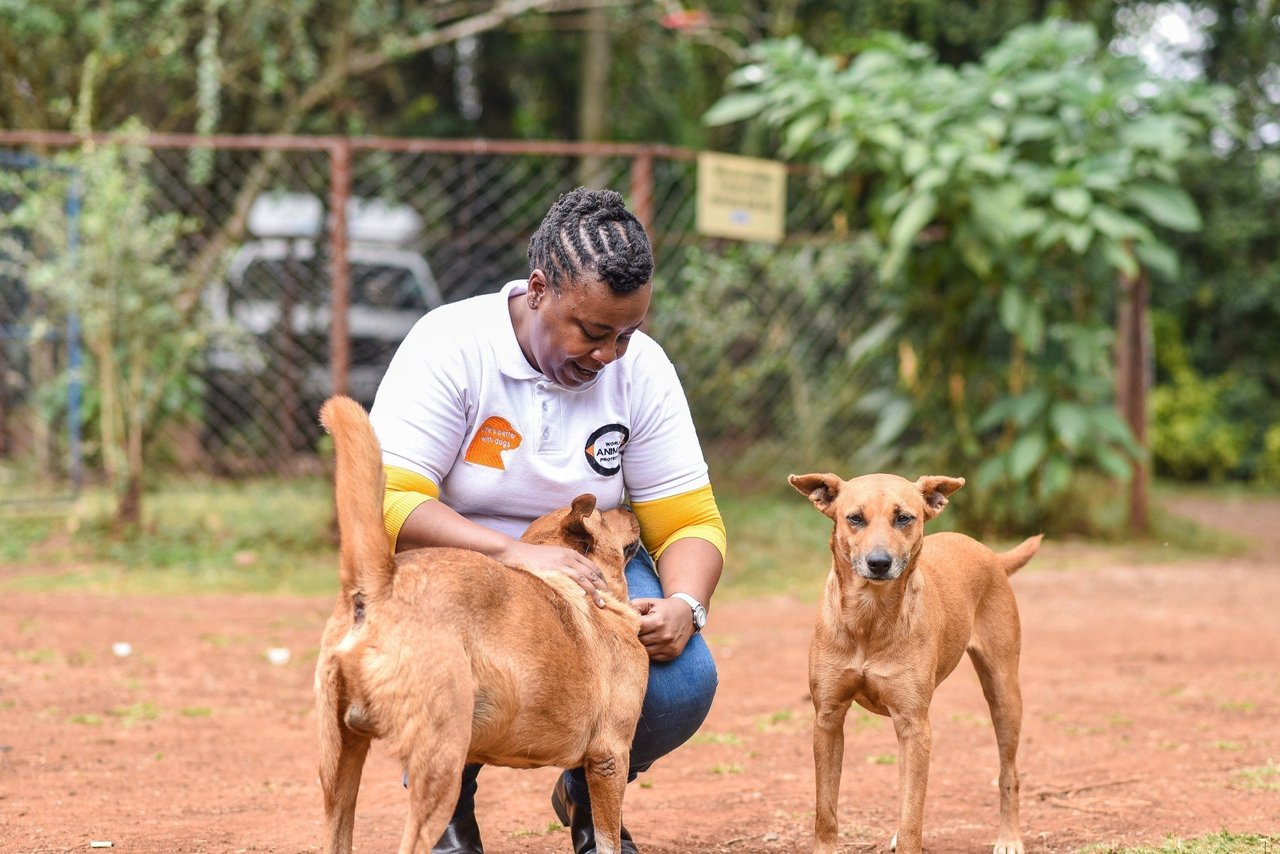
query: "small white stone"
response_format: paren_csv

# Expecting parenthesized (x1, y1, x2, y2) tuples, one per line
(266, 647, 291, 666)
(111, 642, 132, 658)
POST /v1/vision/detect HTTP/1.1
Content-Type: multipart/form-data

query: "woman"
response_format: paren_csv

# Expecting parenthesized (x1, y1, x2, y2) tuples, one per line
(369, 187, 725, 854)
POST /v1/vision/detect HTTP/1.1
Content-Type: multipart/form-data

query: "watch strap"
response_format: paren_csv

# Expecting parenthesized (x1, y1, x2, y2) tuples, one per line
(670, 592, 707, 631)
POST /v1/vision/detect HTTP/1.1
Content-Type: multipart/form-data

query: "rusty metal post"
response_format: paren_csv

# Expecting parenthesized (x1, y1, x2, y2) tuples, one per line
(1116, 262, 1150, 535)
(329, 140, 352, 398)
(629, 150, 655, 238)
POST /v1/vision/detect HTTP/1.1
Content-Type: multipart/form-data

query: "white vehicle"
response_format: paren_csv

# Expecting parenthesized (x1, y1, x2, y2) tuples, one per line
(206, 193, 442, 406)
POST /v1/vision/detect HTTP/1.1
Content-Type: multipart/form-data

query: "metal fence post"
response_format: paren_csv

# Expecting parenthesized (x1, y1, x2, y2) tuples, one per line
(329, 139, 352, 399)
(630, 149, 654, 238)
(65, 174, 83, 494)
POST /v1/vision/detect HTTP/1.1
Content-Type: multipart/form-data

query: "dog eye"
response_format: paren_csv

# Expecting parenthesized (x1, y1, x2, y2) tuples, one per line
(846, 514, 865, 528)
(894, 513, 915, 527)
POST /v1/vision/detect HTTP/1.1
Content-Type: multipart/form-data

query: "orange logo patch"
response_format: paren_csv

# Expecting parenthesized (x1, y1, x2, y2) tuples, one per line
(465, 416, 522, 470)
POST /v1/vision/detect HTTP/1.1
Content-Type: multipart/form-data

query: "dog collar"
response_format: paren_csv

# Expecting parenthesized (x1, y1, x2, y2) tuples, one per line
(670, 592, 707, 632)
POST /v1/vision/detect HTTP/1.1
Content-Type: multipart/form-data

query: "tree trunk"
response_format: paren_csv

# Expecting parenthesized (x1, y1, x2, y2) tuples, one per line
(1115, 265, 1149, 535)
(576, 6, 611, 187)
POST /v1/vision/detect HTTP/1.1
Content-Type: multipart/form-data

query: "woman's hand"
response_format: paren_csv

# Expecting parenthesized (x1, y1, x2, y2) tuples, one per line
(632, 596, 695, 661)
(497, 541, 609, 607)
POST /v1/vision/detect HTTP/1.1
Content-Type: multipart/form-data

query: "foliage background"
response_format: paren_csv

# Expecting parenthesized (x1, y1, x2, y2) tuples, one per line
(3, 0, 1279, 535)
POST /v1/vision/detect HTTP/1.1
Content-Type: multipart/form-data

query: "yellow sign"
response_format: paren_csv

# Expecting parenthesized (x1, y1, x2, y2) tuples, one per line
(696, 152, 787, 244)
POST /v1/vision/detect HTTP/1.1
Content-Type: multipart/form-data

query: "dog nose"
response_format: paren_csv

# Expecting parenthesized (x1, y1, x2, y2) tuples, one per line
(866, 549, 893, 576)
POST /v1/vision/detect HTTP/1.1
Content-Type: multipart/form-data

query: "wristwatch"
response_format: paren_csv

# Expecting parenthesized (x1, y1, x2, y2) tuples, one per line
(670, 592, 707, 632)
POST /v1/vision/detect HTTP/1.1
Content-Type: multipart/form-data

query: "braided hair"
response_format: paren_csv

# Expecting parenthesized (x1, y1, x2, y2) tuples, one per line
(527, 187, 654, 295)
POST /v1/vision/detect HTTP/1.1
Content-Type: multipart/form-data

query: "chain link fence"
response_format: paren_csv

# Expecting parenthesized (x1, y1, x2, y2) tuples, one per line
(0, 133, 883, 498)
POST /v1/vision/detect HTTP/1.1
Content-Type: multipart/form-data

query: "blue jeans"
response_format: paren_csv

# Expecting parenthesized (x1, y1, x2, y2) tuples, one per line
(447, 546, 718, 818)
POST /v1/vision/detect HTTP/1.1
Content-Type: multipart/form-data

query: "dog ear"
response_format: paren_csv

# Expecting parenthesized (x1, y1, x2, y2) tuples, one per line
(915, 476, 965, 519)
(788, 473, 842, 517)
(562, 494, 599, 554)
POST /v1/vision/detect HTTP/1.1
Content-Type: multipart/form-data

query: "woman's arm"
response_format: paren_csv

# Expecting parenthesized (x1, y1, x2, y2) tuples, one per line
(395, 495, 610, 606)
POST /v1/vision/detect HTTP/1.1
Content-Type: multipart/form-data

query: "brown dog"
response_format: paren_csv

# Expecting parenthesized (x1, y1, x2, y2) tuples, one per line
(315, 395, 649, 854)
(789, 472, 1041, 854)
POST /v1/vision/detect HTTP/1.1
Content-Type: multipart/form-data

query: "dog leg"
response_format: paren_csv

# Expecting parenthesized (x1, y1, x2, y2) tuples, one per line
(317, 658, 371, 854)
(320, 729, 371, 854)
(811, 689, 854, 854)
(890, 710, 931, 854)
(968, 636, 1024, 854)
(584, 752, 629, 854)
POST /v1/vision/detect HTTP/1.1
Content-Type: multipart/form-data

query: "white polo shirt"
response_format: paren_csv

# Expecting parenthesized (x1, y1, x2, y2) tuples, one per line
(370, 280, 711, 539)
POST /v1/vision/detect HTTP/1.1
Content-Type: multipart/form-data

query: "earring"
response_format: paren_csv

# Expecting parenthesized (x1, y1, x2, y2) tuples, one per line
(527, 295, 540, 310)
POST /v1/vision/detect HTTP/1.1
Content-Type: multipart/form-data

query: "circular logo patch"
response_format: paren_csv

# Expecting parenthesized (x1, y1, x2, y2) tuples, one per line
(584, 423, 629, 476)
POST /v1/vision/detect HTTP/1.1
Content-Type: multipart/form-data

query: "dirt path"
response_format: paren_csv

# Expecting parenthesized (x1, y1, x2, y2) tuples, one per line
(2, 498, 1278, 853)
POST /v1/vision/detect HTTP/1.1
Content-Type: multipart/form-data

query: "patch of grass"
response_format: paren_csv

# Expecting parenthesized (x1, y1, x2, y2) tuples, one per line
(715, 488, 834, 601)
(1081, 830, 1279, 853)
(866, 753, 896, 765)
(109, 701, 160, 727)
(0, 516, 57, 562)
(1214, 741, 1244, 752)
(710, 762, 743, 774)
(1, 477, 339, 596)
(68, 713, 103, 725)
(15, 648, 58, 664)
(1219, 700, 1257, 714)
(510, 822, 562, 838)
(1232, 760, 1280, 792)
(180, 707, 213, 718)
(755, 708, 799, 733)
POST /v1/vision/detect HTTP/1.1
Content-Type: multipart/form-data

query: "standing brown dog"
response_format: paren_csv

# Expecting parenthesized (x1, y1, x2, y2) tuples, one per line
(789, 472, 1041, 854)
(315, 395, 649, 854)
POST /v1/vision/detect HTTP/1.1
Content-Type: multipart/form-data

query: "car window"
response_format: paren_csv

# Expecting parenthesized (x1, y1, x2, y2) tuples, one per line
(351, 263, 428, 310)
(230, 258, 429, 310)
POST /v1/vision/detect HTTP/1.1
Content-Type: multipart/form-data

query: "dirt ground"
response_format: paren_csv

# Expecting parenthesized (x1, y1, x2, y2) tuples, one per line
(2, 495, 1278, 854)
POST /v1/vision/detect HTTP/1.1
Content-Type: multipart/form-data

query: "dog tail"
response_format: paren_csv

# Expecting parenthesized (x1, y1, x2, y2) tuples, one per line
(319, 395, 396, 598)
(996, 534, 1043, 576)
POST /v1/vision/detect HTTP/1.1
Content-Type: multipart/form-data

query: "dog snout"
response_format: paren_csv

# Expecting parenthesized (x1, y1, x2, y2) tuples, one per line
(865, 548, 894, 577)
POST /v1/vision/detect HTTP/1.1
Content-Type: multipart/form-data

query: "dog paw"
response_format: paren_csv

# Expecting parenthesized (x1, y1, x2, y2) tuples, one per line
(992, 838, 1024, 854)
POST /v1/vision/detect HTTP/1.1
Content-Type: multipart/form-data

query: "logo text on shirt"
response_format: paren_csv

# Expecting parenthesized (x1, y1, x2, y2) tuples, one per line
(585, 423, 629, 476)
(465, 416, 522, 470)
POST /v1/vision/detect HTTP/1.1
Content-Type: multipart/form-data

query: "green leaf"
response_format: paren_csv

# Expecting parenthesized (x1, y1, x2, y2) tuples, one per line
(1102, 239, 1140, 279)
(1089, 205, 1150, 241)
(1063, 222, 1094, 254)
(998, 286, 1024, 332)
(1091, 408, 1142, 456)
(782, 113, 824, 155)
(973, 454, 1009, 488)
(1049, 402, 1090, 451)
(880, 192, 936, 279)
(1094, 445, 1133, 479)
(1009, 116, 1059, 143)
(1051, 186, 1091, 219)
(846, 315, 899, 365)
(1124, 181, 1203, 232)
(820, 137, 860, 174)
(870, 397, 914, 448)
(1039, 454, 1073, 498)
(1135, 240, 1180, 281)
(1009, 432, 1048, 480)
(702, 92, 769, 127)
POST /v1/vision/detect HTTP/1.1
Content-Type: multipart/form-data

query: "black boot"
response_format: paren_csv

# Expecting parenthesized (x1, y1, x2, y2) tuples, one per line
(550, 773, 639, 854)
(431, 808, 484, 854)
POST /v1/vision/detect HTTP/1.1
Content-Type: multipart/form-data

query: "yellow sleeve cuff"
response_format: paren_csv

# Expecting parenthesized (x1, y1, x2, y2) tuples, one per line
(630, 484, 727, 561)
(383, 466, 439, 551)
